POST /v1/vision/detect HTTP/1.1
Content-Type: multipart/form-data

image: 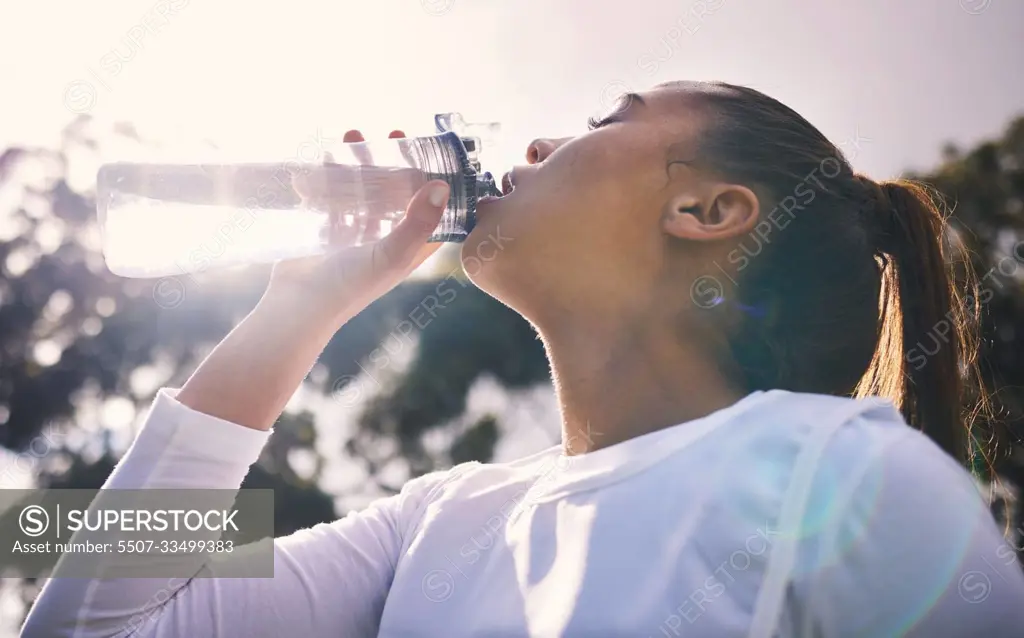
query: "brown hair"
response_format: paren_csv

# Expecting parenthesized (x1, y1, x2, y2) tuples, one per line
(691, 83, 993, 469)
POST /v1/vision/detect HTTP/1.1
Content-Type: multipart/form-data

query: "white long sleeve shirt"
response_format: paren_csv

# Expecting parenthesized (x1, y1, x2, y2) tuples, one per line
(23, 388, 1024, 637)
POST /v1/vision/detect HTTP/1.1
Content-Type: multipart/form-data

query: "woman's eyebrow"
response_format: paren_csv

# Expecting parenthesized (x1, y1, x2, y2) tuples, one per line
(617, 93, 646, 115)
(595, 93, 646, 126)
(625, 93, 646, 107)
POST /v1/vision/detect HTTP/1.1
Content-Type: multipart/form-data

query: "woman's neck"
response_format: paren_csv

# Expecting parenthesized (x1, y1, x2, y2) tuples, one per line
(540, 315, 746, 456)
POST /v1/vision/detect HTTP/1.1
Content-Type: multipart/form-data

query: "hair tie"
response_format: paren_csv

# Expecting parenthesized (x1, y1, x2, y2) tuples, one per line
(854, 174, 900, 255)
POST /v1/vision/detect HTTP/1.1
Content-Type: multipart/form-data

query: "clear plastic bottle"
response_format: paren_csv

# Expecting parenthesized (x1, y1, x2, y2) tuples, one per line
(96, 114, 501, 278)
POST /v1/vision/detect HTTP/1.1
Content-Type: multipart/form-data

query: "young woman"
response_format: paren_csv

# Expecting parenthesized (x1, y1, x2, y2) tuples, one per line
(25, 81, 1024, 637)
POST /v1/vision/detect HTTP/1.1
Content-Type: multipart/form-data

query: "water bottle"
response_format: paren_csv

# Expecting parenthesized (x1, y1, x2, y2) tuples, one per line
(96, 113, 501, 278)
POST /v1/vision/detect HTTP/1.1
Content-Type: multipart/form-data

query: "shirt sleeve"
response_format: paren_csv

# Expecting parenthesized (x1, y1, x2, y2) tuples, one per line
(790, 422, 1024, 637)
(22, 388, 453, 638)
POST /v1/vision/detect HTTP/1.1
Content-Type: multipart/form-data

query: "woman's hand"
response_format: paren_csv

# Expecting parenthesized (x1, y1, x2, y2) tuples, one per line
(176, 129, 448, 430)
(262, 129, 449, 325)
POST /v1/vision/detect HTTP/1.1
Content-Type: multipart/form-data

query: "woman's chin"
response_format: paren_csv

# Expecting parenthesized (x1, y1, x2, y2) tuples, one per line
(474, 192, 511, 221)
(460, 217, 515, 287)
(467, 196, 512, 243)
(476, 194, 505, 207)
(461, 221, 506, 266)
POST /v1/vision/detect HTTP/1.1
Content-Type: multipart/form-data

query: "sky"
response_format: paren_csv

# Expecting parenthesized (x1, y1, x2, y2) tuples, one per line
(1, 0, 1022, 180)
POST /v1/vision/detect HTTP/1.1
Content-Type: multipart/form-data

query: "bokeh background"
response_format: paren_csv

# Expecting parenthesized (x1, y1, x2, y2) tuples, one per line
(1, 0, 1023, 632)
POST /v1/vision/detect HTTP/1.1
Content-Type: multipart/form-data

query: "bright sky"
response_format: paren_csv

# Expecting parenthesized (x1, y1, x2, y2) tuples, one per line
(2, 0, 1022, 179)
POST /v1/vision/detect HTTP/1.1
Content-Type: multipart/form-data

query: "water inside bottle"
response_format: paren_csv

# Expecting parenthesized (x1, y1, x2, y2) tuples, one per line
(97, 128, 497, 278)
(102, 191, 330, 278)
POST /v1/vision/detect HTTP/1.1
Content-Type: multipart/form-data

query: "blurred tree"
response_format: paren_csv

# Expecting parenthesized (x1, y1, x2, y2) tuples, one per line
(910, 116, 1024, 549)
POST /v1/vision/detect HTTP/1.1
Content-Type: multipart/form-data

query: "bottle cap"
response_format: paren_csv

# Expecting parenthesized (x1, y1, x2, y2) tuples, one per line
(434, 113, 501, 172)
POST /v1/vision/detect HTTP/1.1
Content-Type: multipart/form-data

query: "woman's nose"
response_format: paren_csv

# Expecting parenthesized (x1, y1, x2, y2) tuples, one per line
(526, 137, 571, 164)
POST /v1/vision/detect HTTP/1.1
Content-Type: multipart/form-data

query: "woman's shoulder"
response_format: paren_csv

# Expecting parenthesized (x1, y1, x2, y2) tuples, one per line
(742, 389, 959, 475)
(773, 395, 1024, 636)
(756, 390, 986, 521)
(782, 390, 981, 504)
(712, 391, 988, 546)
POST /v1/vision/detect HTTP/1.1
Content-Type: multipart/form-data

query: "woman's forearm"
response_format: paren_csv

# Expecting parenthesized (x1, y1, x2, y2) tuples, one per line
(176, 292, 351, 431)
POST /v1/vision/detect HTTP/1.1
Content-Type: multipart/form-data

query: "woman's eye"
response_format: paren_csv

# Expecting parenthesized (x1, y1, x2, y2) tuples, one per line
(587, 115, 617, 131)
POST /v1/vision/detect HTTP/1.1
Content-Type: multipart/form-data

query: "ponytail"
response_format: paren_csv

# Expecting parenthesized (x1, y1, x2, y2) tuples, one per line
(855, 178, 985, 466)
(693, 83, 995, 474)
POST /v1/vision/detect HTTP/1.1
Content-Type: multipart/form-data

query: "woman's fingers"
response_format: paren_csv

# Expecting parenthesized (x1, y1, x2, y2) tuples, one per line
(391, 129, 419, 171)
(342, 130, 365, 143)
(361, 130, 407, 240)
(297, 128, 421, 248)
(373, 180, 448, 273)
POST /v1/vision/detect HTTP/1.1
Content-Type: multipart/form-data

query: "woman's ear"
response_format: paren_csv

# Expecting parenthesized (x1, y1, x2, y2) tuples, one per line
(662, 184, 760, 242)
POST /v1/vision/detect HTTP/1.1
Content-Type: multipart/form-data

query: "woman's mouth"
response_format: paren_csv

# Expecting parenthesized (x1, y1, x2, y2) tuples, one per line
(478, 170, 515, 206)
(501, 171, 515, 196)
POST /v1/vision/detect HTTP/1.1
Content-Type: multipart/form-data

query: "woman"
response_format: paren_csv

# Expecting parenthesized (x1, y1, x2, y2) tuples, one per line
(24, 81, 1024, 637)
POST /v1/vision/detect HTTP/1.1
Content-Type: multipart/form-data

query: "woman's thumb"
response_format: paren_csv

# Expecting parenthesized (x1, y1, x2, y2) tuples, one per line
(376, 180, 449, 268)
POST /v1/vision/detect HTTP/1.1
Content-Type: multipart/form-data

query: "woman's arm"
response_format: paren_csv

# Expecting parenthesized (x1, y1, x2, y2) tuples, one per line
(174, 286, 360, 432)
(176, 176, 451, 431)
(22, 175, 452, 637)
(22, 387, 452, 638)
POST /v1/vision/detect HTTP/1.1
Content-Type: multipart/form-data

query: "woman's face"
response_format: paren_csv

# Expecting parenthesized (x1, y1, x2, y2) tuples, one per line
(462, 82, 723, 325)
